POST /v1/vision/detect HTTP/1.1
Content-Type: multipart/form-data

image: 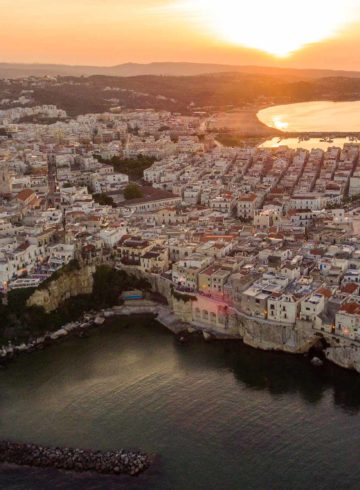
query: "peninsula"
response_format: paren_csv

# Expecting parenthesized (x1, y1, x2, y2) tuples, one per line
(1, 75, 360, 377)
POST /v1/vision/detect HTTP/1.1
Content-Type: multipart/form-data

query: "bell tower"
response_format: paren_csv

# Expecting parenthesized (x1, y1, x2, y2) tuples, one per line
(0, 162, 11, 195)
(47, 154, 60, 208)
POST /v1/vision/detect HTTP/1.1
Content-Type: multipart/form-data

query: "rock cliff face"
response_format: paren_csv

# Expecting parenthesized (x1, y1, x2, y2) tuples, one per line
(171, 296, 194, 323)
(26, 263, 360, 374)
(27, 265, 95, 313)
(149, 275, 173, 303)
(238, 317, 318, 354)
(325, 345, 360, 373)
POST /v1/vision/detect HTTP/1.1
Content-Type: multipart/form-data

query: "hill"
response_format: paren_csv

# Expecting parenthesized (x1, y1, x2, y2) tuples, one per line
(2, 62, 360, 80)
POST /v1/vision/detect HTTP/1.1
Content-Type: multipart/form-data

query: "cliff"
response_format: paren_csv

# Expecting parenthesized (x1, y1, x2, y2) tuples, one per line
(26, 262, 360, 375)
(27, 265, 95, 313)
(325, 345, 360, 372)
(238, 317, 318, 354)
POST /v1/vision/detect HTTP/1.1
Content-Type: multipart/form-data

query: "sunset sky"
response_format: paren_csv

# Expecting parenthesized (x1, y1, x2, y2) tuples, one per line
(2, 0, 360, 69)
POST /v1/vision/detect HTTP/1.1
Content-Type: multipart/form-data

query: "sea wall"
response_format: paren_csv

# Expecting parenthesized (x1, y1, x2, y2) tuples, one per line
(27, 265, 95, 313)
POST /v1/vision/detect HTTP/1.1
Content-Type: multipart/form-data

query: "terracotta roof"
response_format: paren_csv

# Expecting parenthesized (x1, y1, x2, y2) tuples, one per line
(200, 234, 235, 243)
(238, 194, 257, 202)
(316, 287, 333, 299)
(341, 283, 359, 295)
(339, 302, 360, 315)
(17, 188, 35, 202)
(310, 249, 323, 256)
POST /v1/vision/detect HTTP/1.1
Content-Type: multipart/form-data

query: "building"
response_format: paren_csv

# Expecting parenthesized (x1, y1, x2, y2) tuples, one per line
(267, 293, 300, 325)
(237, 194, 258, 220)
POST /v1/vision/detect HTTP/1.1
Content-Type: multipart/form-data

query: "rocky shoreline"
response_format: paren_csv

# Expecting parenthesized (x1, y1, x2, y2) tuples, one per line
(1, 300, 359, 375)
(0, 317, 98, 365)
(0, 303, 183, 366)
(0, 441, 152, 476)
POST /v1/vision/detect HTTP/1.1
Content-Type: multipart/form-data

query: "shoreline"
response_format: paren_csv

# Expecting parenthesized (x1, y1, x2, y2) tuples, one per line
(213, 102, 360, 140)
(0, 301, 335, 372)
(2, 295, 360, 377)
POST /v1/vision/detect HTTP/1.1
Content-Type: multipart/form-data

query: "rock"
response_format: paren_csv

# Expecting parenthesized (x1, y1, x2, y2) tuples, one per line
(0, 440, 151, 476)
(311, 356, 324, 367)
(94, 316, 105, 325)
(26, 265, 95, 313)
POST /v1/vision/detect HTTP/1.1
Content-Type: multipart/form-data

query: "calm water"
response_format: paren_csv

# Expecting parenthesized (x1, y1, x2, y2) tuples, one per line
(1, 319, 360, 490)
(257, 101, 360, 133)
(259, 137, 354, 151)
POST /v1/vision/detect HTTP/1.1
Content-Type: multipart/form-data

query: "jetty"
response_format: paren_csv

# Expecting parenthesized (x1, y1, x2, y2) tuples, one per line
(0, 441, 152, 476)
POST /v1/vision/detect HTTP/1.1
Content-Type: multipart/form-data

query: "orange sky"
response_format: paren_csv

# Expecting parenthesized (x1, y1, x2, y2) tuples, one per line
(1, 0, 360, 69)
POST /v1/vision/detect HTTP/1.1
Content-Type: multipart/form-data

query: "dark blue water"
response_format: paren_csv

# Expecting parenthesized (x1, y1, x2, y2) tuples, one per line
(1, 318, 360, 489)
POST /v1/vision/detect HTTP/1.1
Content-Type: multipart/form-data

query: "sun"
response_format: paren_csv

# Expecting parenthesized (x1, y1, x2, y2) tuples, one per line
(172, 0, 359, 57)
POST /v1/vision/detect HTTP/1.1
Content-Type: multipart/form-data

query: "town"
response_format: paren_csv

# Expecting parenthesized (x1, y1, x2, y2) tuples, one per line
(1, 78, 360, 373)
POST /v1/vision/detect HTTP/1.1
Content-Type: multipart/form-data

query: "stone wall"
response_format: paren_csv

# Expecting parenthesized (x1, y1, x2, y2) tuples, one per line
(27, 265, 95, 313)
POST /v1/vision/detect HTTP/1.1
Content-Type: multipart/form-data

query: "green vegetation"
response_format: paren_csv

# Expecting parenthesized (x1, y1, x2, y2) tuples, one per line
(0, 265, 151, 346)
(123, 183, 144, 200)
(91, 266, 150, 309)
(171, 288, 197, 303)
(0, 128, 11, 138)
(93, 193, 116, 207)
(39, 259, 80, 290)
(343, 194, 360, 204)
(16, 115, 65, 125)
(96, 154, 156, 180)
(6, 72, 360, 119)
(128, 126, 140, 136)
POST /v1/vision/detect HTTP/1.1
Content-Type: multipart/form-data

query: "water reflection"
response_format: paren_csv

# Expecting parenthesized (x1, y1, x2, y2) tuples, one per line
(259, 137, 354, 151)
(1, 320, 360, 489)
(257, 101, 360, 133)
(174, 335, 360, 413)
(1, 320, 359, 416)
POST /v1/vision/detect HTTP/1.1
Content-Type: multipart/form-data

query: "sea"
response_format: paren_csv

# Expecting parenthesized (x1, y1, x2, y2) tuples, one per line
(1, 320, 360, 489)
(258, 100, 360, 150)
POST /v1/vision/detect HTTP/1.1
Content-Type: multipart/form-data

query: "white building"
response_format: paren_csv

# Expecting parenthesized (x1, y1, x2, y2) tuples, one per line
(267, 293, 300, 325)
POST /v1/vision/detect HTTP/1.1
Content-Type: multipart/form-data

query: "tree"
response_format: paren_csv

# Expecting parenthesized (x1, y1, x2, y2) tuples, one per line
(123, 184, 143, 200)
(94, 154, 157, 180)
(93, 193, 115, 207)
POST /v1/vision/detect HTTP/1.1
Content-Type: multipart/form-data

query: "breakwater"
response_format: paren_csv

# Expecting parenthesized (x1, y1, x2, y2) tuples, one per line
(0, 441, 152, 476)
